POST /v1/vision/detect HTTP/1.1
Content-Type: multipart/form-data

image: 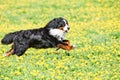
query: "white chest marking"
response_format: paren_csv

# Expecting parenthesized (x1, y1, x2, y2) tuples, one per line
(49, 29, 66, 41)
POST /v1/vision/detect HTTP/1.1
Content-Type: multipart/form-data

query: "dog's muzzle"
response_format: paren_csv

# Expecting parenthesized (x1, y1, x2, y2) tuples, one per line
(64, 27, 70, 33)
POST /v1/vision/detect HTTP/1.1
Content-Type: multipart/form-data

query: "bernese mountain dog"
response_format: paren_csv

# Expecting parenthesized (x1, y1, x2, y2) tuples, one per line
(1, 17, 74, 57)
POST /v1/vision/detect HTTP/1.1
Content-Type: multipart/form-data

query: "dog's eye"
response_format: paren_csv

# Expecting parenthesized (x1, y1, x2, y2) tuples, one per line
(58, 27, 64, 30)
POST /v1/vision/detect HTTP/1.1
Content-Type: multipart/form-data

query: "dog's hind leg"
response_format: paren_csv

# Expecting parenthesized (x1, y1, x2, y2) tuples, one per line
(13, 44, 29, 56)
(3, 45, 14, 57)
(13, 41, 29, 56)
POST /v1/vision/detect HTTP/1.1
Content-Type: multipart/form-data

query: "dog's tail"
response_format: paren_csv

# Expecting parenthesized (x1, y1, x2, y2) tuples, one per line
(1, 31, 20, 44)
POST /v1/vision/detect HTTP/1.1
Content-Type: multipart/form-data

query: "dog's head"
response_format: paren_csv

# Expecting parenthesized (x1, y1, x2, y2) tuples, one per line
(45, 17, 70, 41)
(45, 17, 70, 33)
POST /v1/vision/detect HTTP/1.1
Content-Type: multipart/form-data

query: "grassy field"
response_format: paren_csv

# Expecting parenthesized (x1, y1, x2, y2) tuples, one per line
(0, 0, 120, 80)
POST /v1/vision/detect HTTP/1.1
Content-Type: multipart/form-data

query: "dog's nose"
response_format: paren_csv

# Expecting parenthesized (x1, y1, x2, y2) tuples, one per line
(68, 27, 70, 30)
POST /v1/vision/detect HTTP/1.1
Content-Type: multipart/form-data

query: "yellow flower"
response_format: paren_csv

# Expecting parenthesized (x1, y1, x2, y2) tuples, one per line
(30, 70, 39, 76)
(15, 71, 21, 75)
(94, 77, 102, 80)
(56, 62, 63, 68)
(45, 64, 48, 68)
(4, 77, 9, 80)
(17, 56, 23, 60)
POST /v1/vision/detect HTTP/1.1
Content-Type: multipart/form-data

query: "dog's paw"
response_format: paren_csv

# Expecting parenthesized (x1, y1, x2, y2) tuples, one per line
(71, 44, 75, 49)
(3, 53, 7, 57)
(3, 52, 12, 57)
(72, 44, 75, 47)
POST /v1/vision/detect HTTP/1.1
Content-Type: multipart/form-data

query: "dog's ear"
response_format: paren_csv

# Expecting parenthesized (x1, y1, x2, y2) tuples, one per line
(45, 18, 59, 29)
(58, 21, 64, 27)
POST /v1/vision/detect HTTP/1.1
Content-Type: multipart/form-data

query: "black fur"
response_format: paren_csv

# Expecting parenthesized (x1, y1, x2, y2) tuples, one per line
(1, 31, 20, 44)
(1, 17, 69, 56)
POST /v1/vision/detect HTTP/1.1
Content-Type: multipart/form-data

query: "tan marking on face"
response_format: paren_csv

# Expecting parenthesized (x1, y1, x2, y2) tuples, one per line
(58, 27, 64, 30)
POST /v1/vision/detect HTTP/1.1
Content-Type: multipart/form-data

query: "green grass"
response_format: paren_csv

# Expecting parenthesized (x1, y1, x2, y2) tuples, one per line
(0, 0, 120, 80)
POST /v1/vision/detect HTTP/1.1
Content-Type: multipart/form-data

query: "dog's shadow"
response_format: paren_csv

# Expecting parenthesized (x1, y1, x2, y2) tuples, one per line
(51, 51, 71, 56)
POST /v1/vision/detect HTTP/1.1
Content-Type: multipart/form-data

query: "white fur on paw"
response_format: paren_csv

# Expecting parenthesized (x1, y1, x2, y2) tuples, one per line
(72, 44, 76, 48)
(3, 53, 7, 57)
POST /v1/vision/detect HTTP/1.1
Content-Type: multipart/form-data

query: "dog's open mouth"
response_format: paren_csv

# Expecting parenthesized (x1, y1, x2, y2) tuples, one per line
(65, 30, 68, 33)
(65, 29, 69, 33)
(65, 27, 70, 33)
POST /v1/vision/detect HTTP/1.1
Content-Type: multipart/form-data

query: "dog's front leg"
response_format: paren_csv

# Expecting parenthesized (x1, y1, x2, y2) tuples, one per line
(56, 40, 74, 51)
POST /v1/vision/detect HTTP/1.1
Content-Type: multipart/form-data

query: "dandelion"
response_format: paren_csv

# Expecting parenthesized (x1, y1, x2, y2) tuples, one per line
(45, 64, 48, 68)
(30, 70, 39, 76)
(17, 56, 23, 60)
(15, 71, 21, 75)
(4, 77, 9, 80)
